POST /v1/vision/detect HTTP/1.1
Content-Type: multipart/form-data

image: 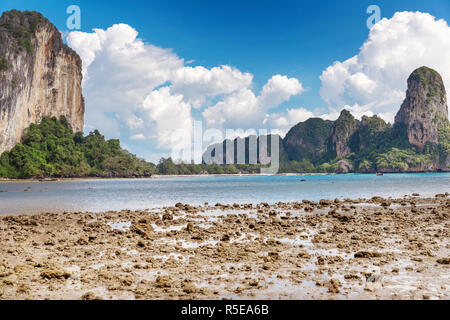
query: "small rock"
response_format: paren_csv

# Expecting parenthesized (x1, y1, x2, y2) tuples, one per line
(40, 269, 71, 280)
(155, 276, 171, 288)
(354, 251, 382, 258)
(44, 239, 55, 246)
(436, 258, 450, 265)
(182, 282, 197, 294)
(162, 213, 173, 220)
(249, 279, 259, 287)
(76, 237, 88, 245)
(81, 292, 103, 300)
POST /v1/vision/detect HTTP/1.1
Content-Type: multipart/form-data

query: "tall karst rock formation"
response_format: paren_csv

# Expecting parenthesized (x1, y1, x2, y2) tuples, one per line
(395, 66, 448, 150)
(0, 10, 84, 154)
(279, 66, 448, 172)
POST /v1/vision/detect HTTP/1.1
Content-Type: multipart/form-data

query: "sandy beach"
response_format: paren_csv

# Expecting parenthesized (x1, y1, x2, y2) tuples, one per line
(0, 194, 449, 300)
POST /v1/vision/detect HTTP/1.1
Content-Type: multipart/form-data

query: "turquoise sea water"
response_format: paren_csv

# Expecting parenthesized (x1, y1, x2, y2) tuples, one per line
(0, 173, 449, 215)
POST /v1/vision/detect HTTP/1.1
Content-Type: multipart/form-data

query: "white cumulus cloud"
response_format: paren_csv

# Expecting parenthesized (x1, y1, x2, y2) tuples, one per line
(141, 87, 193, 150)
(202, 75, 304, 130)
(66, 24, 305, 156)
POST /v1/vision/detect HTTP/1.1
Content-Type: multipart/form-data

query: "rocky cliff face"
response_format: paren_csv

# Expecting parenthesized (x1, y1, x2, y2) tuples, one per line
(326, 110, 359, 158)
(0, 10, 84, 154)
(395, 66, 448, 150)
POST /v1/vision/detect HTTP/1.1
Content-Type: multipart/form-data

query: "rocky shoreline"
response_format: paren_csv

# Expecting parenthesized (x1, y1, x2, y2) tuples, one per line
(0, 195, 449, 300)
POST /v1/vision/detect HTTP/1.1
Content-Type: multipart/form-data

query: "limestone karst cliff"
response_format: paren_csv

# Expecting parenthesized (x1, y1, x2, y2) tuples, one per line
(395, 66, 448, 150)
(0, 10, 84, 154)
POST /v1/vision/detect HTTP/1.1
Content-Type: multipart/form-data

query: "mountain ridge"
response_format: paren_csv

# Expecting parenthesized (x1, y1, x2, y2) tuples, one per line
(203, 66, 450, 173)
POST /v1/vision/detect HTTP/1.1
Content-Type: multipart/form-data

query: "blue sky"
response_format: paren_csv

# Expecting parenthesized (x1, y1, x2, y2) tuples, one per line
(1, 0, 450, 162)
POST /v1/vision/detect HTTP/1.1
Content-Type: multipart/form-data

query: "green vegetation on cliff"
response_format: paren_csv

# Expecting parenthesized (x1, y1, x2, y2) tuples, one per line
(0, 57, 7, 71)
(436, 115, 450, 165)
(280, 102, 449, 173)
(0, 117, 155, 178)
(356, 115, 390, 151)
(0, 10, 47, 54)
(341, 122, 440, 173)
(283, 118, 333, 163)
(409, 66, 446, 102)
(281, 112, 431, 173)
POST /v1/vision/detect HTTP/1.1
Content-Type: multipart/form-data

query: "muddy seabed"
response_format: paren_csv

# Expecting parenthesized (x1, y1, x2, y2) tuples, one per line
(0, 194, 449, 300)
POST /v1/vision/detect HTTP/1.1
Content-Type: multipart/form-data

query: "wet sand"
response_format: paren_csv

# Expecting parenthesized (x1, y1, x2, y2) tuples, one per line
(0, 194, 449, 300)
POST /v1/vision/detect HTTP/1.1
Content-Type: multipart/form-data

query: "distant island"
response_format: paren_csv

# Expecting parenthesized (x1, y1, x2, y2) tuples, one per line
(0, 10, 449, 178)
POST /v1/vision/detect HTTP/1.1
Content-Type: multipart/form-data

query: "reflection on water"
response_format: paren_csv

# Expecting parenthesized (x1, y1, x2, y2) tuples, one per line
(0, 173, 448, 215)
